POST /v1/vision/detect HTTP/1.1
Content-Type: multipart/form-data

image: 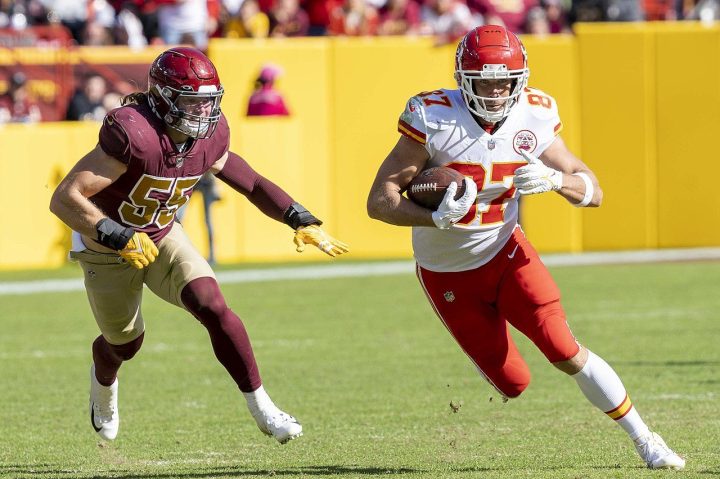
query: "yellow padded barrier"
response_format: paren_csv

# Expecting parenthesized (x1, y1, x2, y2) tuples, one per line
(3, 27, 720, 270)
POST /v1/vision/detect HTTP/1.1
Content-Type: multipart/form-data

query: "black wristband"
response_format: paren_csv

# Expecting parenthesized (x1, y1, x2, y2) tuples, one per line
(283, 202, 322, 230)
(95, 218, 135, 250)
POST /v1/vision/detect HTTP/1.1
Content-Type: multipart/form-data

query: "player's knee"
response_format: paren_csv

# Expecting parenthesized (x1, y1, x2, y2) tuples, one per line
(181, 277, 229, 326)
(483, 368, 530, 398)
(112, 333, 145, 361)
(498, 376, 530, 398)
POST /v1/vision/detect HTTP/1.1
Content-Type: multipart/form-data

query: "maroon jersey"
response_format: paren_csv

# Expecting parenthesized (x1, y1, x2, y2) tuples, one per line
(92, 100, 230, 243)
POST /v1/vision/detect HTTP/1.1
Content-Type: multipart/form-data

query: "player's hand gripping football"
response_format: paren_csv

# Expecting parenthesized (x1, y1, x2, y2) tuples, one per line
(431, 178, 477, 229)
(294, 225, 349, 257)
(119, 232, 159, 269)
(513, 149, 563, 195)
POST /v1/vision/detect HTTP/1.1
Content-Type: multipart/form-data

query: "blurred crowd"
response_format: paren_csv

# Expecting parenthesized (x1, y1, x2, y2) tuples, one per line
(0, 0, 717, 51)
(0, 0, 716, 125)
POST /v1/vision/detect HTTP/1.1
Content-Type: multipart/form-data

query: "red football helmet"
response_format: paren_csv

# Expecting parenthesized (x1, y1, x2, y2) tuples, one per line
(148, 47, 224, 139)
(454, 25, 529, 123)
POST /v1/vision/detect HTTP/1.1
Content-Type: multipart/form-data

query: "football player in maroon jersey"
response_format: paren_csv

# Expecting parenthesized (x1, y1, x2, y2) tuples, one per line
(50, 47, 348, 444)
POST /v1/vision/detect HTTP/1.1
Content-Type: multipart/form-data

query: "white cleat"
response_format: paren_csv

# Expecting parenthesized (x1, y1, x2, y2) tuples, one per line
(634, 432, 686, 470)
(89, 365, 119, 441)
(253, 410, 303, 444)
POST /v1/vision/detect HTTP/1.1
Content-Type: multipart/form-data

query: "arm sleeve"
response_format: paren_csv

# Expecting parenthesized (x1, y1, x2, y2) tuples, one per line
(215, 151, 295, 222)
(98, 113, 132, 164)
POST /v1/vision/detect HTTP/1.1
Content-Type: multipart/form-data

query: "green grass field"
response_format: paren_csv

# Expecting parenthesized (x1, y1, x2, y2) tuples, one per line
(1, 260, 718, 479)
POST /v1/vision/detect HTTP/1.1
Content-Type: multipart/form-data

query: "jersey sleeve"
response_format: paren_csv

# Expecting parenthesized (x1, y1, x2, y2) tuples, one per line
(98, 111, 132, 164)
(397, 95, 428, 146)
(523, 87, 563, 156)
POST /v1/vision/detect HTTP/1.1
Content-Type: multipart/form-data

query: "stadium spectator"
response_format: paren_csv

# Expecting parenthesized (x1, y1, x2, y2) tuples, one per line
(46, 0, 89, 44)
(269, 0, 310, 36)
(605, 0, 645, 20)
(0, 71, 41, 124)
(685, 0, 720, 21)
(223, 0, 270, 37)
(302, 0, 342, 35)
(378, 0, 421, 35)
(49, 47, 348, 445)
(328, 0, 379, 35)
(541, 0, 569, 33)
(247, 64, 290, 116)
(65, 73, 109, 121)
(525, 5, 551, 34)
(419, 0, 478, 45)
(367, 25, 686, 471)
(157, 0, 210, 49)
(468, 0, 535, 32)
(115, 2, 149, 48)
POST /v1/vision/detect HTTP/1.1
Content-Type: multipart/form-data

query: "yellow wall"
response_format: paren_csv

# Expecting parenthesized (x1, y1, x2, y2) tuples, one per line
(4, 25, 720, 270)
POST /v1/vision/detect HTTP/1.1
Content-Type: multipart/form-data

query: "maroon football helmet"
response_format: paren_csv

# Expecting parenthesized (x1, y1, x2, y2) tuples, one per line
(148, 47, 224, 139)
(454, 25, 529, 123)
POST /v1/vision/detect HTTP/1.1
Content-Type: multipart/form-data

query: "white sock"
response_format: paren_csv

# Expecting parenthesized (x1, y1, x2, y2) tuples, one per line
(243, 385, 278, 417)
(572, 350, 650, 440)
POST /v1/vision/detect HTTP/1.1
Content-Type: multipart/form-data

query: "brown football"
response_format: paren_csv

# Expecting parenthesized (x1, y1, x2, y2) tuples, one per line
(407, 166, 467, 210)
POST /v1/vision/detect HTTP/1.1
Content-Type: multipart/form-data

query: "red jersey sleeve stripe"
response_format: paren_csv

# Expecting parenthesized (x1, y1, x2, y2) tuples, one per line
(398, 120, 426, 145)
(554, 122, 563, 135)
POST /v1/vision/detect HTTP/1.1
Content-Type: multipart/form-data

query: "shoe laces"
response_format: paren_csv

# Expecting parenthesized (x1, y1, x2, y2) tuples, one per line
(268, 411, 297, 429)
(636, 433, 671, 460)
(93, 387, 116, 420)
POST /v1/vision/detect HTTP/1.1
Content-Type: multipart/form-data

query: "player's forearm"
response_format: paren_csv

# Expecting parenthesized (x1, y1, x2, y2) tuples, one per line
(557, 171, 603, 207)
(367, 186, 435, 227)
(49, 186, 107, 237)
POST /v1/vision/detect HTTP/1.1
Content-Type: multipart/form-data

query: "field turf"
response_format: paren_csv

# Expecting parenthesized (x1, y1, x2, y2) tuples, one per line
(0, 260, 718, 478)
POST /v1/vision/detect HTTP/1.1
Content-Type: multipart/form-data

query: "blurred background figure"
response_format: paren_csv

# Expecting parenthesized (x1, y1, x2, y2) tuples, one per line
(46, 0, 89, 44)
(685, 0, 720, 21)
(65, 73, 109, 121)
(224, 0, 270, 37)
(328, 0, 379, 35)
(176, 172, 221, 265)
(269, 0, 310, 36)
(419, 0, 479, 45)
(541, 0, 569, 33)
(378, 0, 421, 35)
(115, 2, 150, 49)
(247, 64, 290, 117)
(83, 0, 117, 45)
(468, 0, 533, 33)
(525, 5, 550, 34)
(0, 72, 42, 124)
(157, 0, 211, 49)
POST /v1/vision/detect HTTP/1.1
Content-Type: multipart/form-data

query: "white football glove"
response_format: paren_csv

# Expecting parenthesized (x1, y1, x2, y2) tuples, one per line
(431, 178, 477, 229)
(513, 149, 564, 195)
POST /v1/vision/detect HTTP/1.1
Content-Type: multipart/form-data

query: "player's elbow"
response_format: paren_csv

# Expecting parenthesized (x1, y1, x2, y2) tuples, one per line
(366, 194, 382, 220)
(49, 187, 64, 218)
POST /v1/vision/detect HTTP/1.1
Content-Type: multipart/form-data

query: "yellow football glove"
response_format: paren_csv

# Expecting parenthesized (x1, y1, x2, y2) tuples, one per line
(293, 225, 349, 257)
(119, 232, 159, 269)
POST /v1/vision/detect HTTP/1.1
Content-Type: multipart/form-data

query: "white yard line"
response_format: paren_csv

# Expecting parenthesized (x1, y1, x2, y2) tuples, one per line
(1, 248, 719, 296)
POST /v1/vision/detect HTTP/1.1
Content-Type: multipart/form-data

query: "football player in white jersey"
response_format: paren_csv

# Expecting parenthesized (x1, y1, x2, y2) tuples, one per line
(367, 25, 685, 470)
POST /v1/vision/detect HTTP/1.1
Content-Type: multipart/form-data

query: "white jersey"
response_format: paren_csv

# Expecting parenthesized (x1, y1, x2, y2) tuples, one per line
(398, 87, 563, 272)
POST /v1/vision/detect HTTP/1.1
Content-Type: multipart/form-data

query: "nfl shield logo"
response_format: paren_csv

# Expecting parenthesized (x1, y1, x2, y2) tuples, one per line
(444, 291, 455, 302)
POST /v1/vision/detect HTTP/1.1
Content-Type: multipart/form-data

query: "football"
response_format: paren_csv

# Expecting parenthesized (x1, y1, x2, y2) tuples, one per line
(407, 166, 467, 210)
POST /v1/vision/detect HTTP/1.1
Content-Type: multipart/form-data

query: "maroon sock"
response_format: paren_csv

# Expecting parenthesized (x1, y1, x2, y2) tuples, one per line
(92, 333, 144, 386)
(181, 277, 261, 392)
